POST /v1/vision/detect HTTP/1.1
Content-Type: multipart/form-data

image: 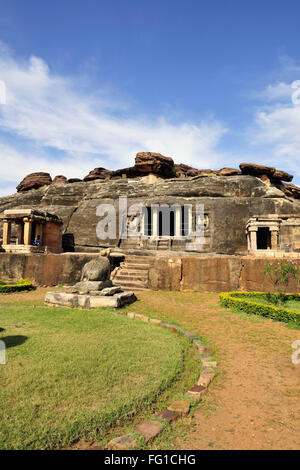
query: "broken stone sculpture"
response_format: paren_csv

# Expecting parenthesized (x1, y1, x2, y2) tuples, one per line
(45, 254, 137, 308)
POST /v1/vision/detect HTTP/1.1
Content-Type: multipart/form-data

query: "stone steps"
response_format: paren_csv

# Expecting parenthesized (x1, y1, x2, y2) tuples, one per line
(120, 262, 150, 270)
(112, 255, 154, 291)
(125, 257, 154, 264)
(115, 272, 148, 281)
(113, 281, 148, 291)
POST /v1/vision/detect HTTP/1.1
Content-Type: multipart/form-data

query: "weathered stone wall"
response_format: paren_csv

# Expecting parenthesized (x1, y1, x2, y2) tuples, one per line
(0, 253, 100, 285)
(0, 252, 299, 292)
(1, 175, 300, 254)
(148, 255, 300, 292)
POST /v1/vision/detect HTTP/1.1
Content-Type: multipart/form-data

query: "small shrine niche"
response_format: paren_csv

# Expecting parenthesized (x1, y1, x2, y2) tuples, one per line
(0, 209, 63, 254)
(246, 214, 300, 254)
(246, 215, 280, 252)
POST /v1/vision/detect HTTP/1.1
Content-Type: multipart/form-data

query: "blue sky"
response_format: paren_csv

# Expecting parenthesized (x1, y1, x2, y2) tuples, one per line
(1, 0, 300, 195)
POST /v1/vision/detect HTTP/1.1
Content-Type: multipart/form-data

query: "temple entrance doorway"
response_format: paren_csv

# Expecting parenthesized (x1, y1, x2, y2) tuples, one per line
(257, 227, 271, 250)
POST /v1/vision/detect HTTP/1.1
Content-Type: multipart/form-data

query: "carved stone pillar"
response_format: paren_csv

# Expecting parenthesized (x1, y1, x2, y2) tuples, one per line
(247, 232, 251, 252)
(152, 206, 158, 237)
(187, 205, 193, 237)
(175, 206, 181, 238)
(2, 220, 11, 245)
(249, 229, 257, 251)
(17, 223, 24, 245)
(270, 228, 279, 250)
(23, 219, 32, 245)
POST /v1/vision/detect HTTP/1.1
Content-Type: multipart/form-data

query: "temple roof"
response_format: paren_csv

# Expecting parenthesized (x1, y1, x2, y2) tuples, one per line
(0, 208, 62, 223)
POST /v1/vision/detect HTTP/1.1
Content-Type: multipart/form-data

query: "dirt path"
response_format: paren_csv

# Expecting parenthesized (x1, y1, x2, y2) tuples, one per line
(1, 288, 299, 450)
(136, 291, 300, 450)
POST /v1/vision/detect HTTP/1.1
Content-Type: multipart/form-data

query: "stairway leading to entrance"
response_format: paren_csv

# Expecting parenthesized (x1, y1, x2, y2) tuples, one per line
(112, 255, 154, 291)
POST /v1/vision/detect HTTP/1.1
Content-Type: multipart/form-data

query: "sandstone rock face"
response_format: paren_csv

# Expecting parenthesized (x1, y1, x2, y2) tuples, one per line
(216, 167, 241, 176)
(67, 178, 82, 183)
(135, 152, 175, 178)
(3, 158, 300, 255)
(239, 163, 276, 177)
(16, 172, 52, 192)
(198, 169, 217, 176)
(272, 170, 293, 182)
(280, 183, 300, 199)
(80, 256, 111, 281)
(174, 163, 200, 178)
(84, 167, 112, 182)
(52, 175, 67, 184)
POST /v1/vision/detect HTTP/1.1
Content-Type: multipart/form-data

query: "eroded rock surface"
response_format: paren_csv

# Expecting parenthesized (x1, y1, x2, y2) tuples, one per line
(80, 256, 111, 281)
(1, 155, 299, 255)
(16, 172, 52, 192)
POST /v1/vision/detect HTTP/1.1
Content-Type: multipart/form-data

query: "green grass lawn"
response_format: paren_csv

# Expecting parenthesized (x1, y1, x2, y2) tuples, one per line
(0, 305, 185, 450)
(233, 294, 300, 317)
(241, 294, 300, 311)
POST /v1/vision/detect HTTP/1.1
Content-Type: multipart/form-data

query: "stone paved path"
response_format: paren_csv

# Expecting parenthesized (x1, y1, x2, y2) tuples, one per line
(136, 291, 300, 450)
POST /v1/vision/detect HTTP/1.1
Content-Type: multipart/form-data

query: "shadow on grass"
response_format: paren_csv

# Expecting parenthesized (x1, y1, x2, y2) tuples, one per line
(0, 335, 28, 348)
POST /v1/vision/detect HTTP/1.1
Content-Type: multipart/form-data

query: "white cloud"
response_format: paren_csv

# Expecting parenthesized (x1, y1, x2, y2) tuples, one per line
(254, 82, 292, 102)
(246, 72, 300, 180)
(0, 44, 228, 196)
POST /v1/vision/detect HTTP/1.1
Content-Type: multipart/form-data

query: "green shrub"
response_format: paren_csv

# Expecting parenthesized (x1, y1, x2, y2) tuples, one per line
(0, 278, 34, 294)
(264, 260, 300, 300)
(17, 278, 32, 285)
(219, 291, 300, 325)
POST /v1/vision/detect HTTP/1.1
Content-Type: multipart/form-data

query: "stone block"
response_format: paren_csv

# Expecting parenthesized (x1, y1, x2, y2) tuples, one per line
(63, 286, 77, 293)
(45, 291, 78, 307)
(127, 312, 135, 319)
(187, 384, 207, 398)
(107, 434, 137, 450)
(201, 360, 218, 368)
(150, 318, 162, 325)
(89, 295, 118, 308)
(99, 286, 122, 296)
(134, 313, 149, 321)
(154, 409, 179, 423)
(197, 374, 211, 387)
(77, 295, 90, 309)
(74, 280, 110, 292)
(178, 329, 199, 340)
(116, 291, 137, 308)
(167, 400, 190, 416)
(193, 340, 212, 355)
(89, 290, 102, 296)
(134, 420, 163, 443)
(89, 291, 136, 308)
(161, 322, 179, 333)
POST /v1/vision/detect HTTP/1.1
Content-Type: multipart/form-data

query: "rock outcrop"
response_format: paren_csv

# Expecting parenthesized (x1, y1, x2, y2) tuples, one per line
(279, 183, 300, 199)
(16, 172, 52, 192)
(52, 175, 67, 184)
(68, 178, 82, 183)
(84, 167, 113, 182)
(134, 152, 175, 178)
(239, 163, 293, 182)
(6, 153, 300, 255)
(216, 167, 241, 176)
(174, 163, 200, 178)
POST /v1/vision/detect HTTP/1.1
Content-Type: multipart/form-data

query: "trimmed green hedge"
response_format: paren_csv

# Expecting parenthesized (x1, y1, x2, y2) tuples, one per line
(0, 278, 34, 294)
(219, 291, 300, 325)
